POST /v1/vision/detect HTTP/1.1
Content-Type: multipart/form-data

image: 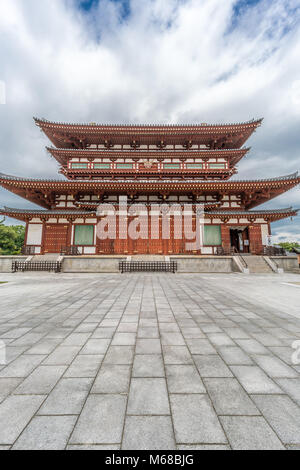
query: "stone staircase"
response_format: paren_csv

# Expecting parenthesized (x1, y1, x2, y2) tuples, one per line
(129, 255, 166, 261)
(241, 255, 273, 273)
(29, 254, 61, 262)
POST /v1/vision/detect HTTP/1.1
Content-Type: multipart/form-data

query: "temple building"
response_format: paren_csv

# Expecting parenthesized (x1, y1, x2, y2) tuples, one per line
(0, 118, 299, 255)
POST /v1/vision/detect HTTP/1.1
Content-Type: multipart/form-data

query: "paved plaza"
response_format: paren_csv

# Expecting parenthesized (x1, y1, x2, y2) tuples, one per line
(0, 272, 300, 450)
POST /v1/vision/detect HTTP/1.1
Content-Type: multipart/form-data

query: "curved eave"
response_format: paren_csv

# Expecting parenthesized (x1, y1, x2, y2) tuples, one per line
(207, 208, 299, 221)
(1, 206, 297, 223)
(74, 201, 222, 209)
(0, 171, 298, 186)
(0, 171, 299, 210)
(47, 146, 250, 167)
(35, 118, 263, 131)
(36, 118, 262, 149)
(62, 168, 234, 181)
(0, 207, 96, 221)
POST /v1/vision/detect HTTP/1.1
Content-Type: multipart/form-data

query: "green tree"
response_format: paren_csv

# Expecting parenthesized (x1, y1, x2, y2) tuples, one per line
(0, 220, 25, 255)
(278, 241, 300, 252)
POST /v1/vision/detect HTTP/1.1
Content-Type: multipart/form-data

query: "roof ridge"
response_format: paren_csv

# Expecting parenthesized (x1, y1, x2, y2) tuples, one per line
(0, 171, 299, 183)
(47, 146, 251, 152)
(34, 117, 263, 128)
(1, 206, 297, 214)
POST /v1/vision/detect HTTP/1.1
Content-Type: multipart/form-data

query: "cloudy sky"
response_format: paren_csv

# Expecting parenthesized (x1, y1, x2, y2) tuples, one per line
(0, 0, 300, 241)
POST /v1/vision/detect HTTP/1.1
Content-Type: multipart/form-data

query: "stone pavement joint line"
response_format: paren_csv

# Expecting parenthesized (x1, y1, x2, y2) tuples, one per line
(0, 272, 300, 450)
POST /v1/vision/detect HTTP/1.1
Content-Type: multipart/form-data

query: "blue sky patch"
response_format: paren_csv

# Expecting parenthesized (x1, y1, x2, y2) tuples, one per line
(79, 0, 131, 19)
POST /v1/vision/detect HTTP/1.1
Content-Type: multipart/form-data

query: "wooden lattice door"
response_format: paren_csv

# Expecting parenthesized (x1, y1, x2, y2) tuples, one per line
(43, 224, 69, 254)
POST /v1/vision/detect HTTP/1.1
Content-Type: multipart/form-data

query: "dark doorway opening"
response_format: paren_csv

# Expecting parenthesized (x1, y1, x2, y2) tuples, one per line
(230, 227, 249, 253)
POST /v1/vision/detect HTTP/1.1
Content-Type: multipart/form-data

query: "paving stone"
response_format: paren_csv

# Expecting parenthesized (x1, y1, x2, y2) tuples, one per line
(185, 339, 217, 355)
(67, 444, 121, 450)
(132, 355, 165, 378)
(0, 395, 45, 445)
(180, 327, 205, 338)
(235, 339, 269, 355)
(222, 328, 250, 339)
(64, 354, 103, 378)
(1, 272, 300, 450)
(163, 346, 193, 364)
(204, 378, 259, 415)
(100, 320, 119, 327)
(61, 333, 91, 347)
(26, 338, 61, 355)
(136, 339, 162, 354)
(14, 366, 66, 395)
(0, 355, 45, 378)
(117, 323, 138, 333)
(73, 323, 97, 334)
(12, 416, 77, 450)
(38, 378, 92, 415)
(92, 327, 116, 338)
(170, 394, 227, 444)
(140, 319, 158, 327)
(252, 333, 283, 347)
(220, 416, 284, 450)
(70, 394, 127, 444)
(80, 339, 111, 354)
(275, 378, 300, 405)
(127, 378, 170, 415)
(47, 328, 73, 339)
(137, 327, 159, 338)
(252, 395, 300, 444)
(1, 328, 32, 339)
(122, 416, 175, 450)
(252, 355, 298, 378)
(218, 346, 253, 365)
(11, 333, 44, 347)
(194, 355, 233, 378)
(269, 347, 296, 365)
(200, 324, 223, 333)
(160, 332, 185, 346)
(103, 346, 134, 364)
(3, 346, 28, 365)
(166, 365, 206, 393)
(159, 323, 180, 332)
(0, 378, 22, 401)
(177, 444, 230, 450)
(43, 346, 81, 365)
(230, 366, 282, 394)
(207, 333, 235, 347)
(92, 365, 131, 394)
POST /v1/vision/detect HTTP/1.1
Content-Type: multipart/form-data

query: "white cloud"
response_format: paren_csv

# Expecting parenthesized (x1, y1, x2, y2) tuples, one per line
(272, 231, 300, 244)
(0, 0, 299, 235)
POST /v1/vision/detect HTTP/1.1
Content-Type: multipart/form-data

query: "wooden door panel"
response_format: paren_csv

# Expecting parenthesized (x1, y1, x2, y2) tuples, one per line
(44, 224, 69, 253)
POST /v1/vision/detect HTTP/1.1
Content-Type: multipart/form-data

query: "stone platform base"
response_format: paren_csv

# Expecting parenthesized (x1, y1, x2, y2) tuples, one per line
(1, 255, 298, 274)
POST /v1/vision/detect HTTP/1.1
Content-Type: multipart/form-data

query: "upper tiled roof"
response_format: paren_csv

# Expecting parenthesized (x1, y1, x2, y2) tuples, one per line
(35, 117, 262, 150)
(35, 117, 263, 129)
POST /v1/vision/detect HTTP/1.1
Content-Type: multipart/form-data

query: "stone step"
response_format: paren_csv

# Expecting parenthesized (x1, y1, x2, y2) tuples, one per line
(241, 256, 273, 273)
(31, 254, 60, 262)
(130, 255, 166, 261)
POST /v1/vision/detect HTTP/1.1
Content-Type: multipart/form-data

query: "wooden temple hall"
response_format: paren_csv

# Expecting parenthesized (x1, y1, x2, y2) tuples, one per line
(0, 118, 299, 256)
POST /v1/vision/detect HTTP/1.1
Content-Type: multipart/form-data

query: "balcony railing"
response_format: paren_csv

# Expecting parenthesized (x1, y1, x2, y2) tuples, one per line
(21, 245, 37, 256)
(60, 246, 80, 256)
(263, 246, 286, 256)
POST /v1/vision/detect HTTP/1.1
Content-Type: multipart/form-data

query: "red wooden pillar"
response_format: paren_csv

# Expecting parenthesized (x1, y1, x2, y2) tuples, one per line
(249, 224, 263, 254)
(221, 225, 231, 251)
